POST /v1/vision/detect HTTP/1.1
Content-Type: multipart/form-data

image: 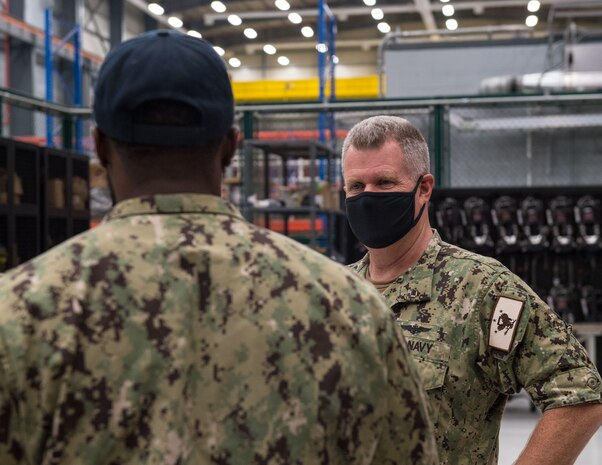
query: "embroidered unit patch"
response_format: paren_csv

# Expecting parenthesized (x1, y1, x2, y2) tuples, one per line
(488, 296, 525, 352)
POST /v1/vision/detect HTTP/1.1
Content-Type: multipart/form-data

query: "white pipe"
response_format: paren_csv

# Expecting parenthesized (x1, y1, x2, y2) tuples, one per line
(480, 71, 602, 93)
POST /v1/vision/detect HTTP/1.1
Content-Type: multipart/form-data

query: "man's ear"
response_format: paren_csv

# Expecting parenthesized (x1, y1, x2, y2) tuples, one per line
(419, 173, 435, 201)
(93, 127, 111, 169)
(220, 127, 240, 170)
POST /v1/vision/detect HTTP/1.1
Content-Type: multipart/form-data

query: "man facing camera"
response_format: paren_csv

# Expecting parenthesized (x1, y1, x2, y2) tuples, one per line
(343, 115, 602, 465)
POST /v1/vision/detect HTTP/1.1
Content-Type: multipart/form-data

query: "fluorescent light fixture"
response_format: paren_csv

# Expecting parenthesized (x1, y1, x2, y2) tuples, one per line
(527, 1, 541, 13)
(288, 12, 302, 24)
(227, 14, 242, 26)
(377, 22, 391, 33)
(263, 44, 277, 55)
(371, 8, 384, 20)
(168, 16, 183, 28)
(363, 0, 376, 6)
(301, 26, 314, 38)
(187, 30, 202, 38)
(277, 56, 290, 66)
(211, 1, 226, 13)
(229, 57, 241, 68)
(275, 0, 290, 11)
(213, 46, 225, 56)
(147, 3, 164, 16)
(332, 55, 339, 64)
(525, 15, 538, 27)
(316, 43, 328, 53)
(244, 28, 258, 39)
(446, 18, 458, 31)
(442, 5, 454, 16)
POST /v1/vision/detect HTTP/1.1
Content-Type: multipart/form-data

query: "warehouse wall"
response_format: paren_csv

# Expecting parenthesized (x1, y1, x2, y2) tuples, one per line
(384, 38, 559, 98)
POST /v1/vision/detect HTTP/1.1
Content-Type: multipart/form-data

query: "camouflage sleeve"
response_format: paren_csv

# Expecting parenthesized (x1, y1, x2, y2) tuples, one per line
(477, 272, 602, 411)
(0, 313, 23, 465)
(372, 295, 438, 465)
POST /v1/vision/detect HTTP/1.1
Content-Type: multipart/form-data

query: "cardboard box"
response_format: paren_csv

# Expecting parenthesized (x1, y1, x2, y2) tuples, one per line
(72, 176, 89, 210)
(48, 178, 65, 208)
(318, 182, 342, 211)
(13, 175, 23, 205)
(0, 169, 24, 205)
(89, 160, 108, 189)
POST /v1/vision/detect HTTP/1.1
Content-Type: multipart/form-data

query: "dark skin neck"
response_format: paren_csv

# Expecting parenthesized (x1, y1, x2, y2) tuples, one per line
(94, 128, 238, 203)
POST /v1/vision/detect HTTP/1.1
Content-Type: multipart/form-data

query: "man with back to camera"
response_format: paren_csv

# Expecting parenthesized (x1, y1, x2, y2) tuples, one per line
(343, 115, 602, 465)
(0, 32, 438, 464)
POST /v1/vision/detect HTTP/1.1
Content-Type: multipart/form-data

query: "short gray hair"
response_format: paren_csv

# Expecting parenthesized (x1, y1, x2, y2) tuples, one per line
(341, 115, 430, 179)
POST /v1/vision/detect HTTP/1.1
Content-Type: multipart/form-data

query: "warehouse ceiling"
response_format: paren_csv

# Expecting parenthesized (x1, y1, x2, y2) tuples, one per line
(138, 0, 602, 57)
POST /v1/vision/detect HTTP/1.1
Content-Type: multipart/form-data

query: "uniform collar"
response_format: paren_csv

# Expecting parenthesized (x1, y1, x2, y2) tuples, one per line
(103, 193, 244, 222)
(355, 229, 443, 305)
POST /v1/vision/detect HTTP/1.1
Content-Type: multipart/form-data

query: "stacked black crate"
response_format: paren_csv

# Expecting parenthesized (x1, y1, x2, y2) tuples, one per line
(41, 148, 90, 251)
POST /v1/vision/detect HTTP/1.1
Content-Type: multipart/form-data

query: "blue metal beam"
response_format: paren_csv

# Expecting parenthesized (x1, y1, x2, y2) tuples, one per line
(45, 8, 54, 148)
(74, 25, 83, 153)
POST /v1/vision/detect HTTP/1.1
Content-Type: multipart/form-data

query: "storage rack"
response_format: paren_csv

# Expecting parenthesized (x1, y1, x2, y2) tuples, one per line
(0, 138, 90, 271)
(241, 139, 344, 259)
(1, 139, 42, 268)
(42, 148, 91, 250)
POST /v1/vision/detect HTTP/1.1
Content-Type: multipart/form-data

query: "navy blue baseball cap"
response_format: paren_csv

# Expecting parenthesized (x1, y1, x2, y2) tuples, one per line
(93, 29, 234, 147)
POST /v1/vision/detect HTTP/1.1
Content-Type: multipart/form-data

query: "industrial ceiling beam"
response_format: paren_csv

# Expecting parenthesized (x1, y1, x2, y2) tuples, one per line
(202, 0, 574, 25)
(414, 0, 437, 32)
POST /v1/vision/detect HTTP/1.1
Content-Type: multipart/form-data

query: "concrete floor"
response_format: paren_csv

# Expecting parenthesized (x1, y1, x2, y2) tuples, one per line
(499, 394, 602, 465)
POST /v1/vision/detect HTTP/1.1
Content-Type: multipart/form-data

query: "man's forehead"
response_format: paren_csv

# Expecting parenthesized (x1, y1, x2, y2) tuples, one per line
(345, 168, 400, 180)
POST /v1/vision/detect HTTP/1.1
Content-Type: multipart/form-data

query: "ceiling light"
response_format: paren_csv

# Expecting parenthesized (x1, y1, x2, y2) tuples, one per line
(213, 46, 225, 56)
(377, 22, 391, 33)
(288, 12, 302, 24)
(332, 55, 339, 64)
(229, 57, 241, 68)
(227, 14, 242, 26)
(168, 16, 183, 28)
(316, 43, 328, 53)
(244, 28, 258, 39)
(275, 0, 290, 11)
(446, 18, 458, 31)
(278, 56, 290, 66)
(527, 1, 541, 13)
(147, 3, 164, 16)
(301, 26, 314, 38)
(363, 0, 376, 6)
(187, 30, 202, 38)
(211, 1, 226, 13)
(263, 44, 277, 55)
(525, 15, 538, 27)
(371, 8, 384, 20)
(440, 0, 450, 3)
(442, 5, 454, 16)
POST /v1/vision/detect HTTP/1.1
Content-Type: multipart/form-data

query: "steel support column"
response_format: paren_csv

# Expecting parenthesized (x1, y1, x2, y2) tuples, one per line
(9, 39, 34, 136)
(109, 0, 124, 48)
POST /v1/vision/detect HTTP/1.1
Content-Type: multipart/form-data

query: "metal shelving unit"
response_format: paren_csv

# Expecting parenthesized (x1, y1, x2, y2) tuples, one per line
(42, 148, 90, 250)
(241, 139, 342, 258)
(0, 138, 41, 269)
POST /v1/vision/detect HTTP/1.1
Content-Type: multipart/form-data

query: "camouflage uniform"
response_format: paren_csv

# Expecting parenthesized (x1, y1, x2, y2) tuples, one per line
(0, 194, 437, 465)
(350, 230, 602, 465)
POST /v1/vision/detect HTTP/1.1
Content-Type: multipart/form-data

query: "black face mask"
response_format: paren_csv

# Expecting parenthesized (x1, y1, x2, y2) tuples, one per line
(345, 176, 425, 249)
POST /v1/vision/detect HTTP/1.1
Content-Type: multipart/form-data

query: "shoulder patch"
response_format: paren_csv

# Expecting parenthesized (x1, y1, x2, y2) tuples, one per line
(488, 296, 525, 352)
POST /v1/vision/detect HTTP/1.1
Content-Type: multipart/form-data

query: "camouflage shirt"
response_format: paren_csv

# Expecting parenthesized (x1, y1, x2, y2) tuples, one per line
(349, 230, 602, 465)
(0, 194, 437, 465)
